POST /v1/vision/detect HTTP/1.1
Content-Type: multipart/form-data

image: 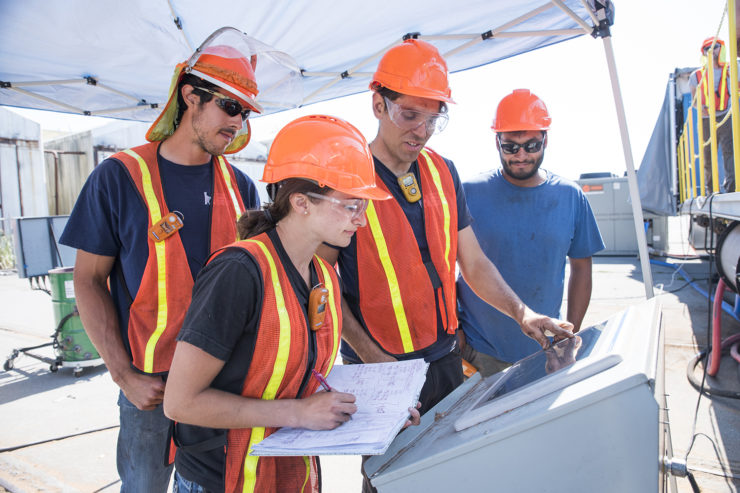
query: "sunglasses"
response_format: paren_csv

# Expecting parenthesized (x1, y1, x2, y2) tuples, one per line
(497, 135, 545, 155)
(383, 96, 449, 135)
(306, 192, 368, 220)
(194, 86, 252, 122)
(703, 44, 721, 54)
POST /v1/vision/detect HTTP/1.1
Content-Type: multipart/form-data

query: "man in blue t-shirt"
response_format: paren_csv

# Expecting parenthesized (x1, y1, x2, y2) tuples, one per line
(58, 32, 272, 493)
(458, 89, 604, 377)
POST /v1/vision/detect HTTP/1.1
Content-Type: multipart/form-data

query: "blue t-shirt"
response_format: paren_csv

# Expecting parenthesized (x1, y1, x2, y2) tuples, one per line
(59, 150, 260, 358)
(457, 169, 604, 363)
(338, 154, 472, 363)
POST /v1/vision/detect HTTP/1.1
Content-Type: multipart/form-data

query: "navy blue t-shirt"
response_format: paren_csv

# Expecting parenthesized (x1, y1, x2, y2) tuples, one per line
(338, 153, 472, 363)
(59, 149, 260, 360)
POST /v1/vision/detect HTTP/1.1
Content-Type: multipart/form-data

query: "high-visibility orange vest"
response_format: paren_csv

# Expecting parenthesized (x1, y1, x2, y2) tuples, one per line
(355, 148, 458, 355)
(220, 234, 342, 493)
(696, 63, 731, 111)
(115, 142, 246, 374)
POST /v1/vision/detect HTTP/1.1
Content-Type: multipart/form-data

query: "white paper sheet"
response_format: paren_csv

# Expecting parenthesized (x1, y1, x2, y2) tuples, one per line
(250, 359, 429, 456)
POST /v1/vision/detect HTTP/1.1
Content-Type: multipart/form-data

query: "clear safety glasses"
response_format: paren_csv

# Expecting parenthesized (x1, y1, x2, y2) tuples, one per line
(194, 86, 252, 122)
(497, 135, 545, 155)
(383, 96, 449, 135)
(306, 192, 368, 220)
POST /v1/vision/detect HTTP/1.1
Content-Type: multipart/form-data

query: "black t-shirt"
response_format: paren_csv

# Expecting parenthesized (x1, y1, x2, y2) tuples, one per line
(338, 154, 472, 363)
(174, 228, 325, 492)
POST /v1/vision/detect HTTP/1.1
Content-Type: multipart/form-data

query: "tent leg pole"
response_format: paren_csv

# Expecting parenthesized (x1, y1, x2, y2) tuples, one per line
(601, 35, 655, 299)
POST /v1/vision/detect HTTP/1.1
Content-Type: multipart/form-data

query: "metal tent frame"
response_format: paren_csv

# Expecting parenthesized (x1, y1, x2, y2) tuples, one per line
(0, 0, 654, 298)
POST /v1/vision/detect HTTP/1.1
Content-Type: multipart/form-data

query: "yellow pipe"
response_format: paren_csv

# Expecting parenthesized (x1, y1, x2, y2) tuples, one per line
(684, 130, 692, 199)
(705, 46, 721, 193)
(680, 135, 689, 203)
(678, 134, 685, 202)
(728, 0, 740, 192)
(688, 111, 697, 198)
(696, 97, 706, 195)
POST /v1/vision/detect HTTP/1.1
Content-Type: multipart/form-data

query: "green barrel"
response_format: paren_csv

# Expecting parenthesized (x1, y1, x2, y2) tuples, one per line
(49, 267, 100, 362)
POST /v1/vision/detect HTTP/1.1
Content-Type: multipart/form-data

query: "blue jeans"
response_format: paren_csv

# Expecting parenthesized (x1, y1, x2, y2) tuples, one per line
(173, 471, 209, 493)
(117, 390, 174, 493)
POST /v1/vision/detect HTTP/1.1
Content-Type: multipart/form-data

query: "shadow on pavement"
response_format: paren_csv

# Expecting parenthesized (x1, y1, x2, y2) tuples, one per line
(0, 361, 108, 406)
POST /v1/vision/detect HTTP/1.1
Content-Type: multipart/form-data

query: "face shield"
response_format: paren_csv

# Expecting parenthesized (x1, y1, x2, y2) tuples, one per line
(146, 27, 303, 154)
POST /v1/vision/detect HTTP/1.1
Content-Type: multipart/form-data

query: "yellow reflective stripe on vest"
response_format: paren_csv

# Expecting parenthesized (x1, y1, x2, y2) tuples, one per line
(300, 456, 311, 493)
(316, 258, 340, 372)
(365, 201, 415, 353)
(217, 156, 243, 223)
(123, 149, 167, 373)
(419, 149, 452, 272)
(242, 239, 293, 493)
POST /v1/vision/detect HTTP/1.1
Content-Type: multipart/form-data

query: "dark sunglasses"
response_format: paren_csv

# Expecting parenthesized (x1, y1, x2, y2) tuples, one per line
(497, 135, 545, 154)
(703, 44, 720, 54)
(194, 86, 252, 121)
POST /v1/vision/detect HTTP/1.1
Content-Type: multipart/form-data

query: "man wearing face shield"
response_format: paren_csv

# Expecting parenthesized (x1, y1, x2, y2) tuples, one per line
(59, 29, 298, 492)
(457, 89, 603, 378)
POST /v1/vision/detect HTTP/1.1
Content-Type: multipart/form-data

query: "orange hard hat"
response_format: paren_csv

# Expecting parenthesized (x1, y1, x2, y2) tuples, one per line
(701, 37, 725, 53)
(190, 46, 262, 113)
(146, 44, 261, 154)
(492, 89, 551, 132)
(370, 39, 455, 103)
(262, 115, 392, 201)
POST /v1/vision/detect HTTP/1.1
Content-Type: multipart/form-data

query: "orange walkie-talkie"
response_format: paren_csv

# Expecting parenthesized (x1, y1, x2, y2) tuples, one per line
(148, 211, 184, 242)
(308, 284, 329, 331)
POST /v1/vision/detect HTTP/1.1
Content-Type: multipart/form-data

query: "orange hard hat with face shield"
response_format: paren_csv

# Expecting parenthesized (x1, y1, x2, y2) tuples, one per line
(701, 37, 725, 54)
(262, 115, 391, 201)
(369, 39, 455, 103)
(492, 89, 551, 132)
(146, 27, 301, 154)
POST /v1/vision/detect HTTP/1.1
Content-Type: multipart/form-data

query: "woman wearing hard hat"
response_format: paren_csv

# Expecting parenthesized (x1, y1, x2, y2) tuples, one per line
(163, 115, 416, 493)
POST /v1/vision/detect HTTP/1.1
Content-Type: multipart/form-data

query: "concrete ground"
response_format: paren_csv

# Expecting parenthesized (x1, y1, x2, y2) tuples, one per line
(0, 269, 361, 493)
(1, 221, 740, 491)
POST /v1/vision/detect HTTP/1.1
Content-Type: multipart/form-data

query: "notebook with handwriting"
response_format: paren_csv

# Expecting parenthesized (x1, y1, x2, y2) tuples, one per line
(250, 359, 429, 456)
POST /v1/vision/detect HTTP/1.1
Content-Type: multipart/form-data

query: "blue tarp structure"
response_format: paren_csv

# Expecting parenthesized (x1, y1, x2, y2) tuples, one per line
(0, 0, 611, 120)
(637, 78, 678, 216)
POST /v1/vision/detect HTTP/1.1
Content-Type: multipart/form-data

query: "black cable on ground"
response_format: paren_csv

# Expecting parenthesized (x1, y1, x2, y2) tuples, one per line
(687, 348, 740, 399)
(686, 471, 700, 493)
(0, 425, 119, 453)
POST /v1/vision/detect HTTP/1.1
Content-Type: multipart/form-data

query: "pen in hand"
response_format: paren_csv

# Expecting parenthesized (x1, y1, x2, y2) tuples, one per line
(311, 369, 333, 392)
(312, 369, 352, 420)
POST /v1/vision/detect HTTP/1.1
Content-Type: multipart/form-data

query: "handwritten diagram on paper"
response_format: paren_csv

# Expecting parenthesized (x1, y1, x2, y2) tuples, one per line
(250, 359, 429, 456)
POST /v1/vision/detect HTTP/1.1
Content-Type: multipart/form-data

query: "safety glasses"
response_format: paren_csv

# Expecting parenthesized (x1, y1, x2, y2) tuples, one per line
(497, 135, 545, 155)
(306, 192, 368, 220)
(383, 97, 449, 135)
(703, 44, 721, 54)
(194, 86, 252, 122)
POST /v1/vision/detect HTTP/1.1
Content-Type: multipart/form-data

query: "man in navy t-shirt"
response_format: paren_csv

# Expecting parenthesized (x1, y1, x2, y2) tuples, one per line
(59, 32, 270, 493)
(458, 89, 604, 377)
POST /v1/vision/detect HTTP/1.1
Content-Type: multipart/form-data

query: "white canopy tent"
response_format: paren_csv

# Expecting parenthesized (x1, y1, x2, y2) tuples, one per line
(0, 0, 654, 296)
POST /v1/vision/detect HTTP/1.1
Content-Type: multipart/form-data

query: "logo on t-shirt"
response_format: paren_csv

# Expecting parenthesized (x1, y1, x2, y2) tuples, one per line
(204, 192, 211, 205)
